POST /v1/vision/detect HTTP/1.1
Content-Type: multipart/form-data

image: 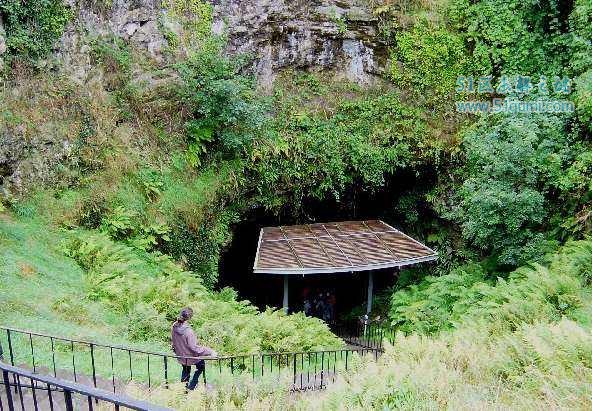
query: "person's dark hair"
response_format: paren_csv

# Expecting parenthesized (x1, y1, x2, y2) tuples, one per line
(177, 307, 193, 322)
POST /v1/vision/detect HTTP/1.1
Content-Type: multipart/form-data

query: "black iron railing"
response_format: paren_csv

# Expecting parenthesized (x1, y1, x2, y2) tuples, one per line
(332, 319, 396, 350)
(0, 327, 380, 394)
(0, 362, 170, 411)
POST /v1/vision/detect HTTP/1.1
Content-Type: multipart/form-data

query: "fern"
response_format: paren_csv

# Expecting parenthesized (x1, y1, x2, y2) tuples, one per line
(63, 231, 342, 352)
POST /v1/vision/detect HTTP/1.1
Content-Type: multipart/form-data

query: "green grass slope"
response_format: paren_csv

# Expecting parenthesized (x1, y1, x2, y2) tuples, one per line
(135, 240, 592, 410)
(0, 213, 342, 356)
(0, 213, 149, 347)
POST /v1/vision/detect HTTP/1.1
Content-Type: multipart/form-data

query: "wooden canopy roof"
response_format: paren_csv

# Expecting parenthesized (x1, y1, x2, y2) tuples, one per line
(253, 220, 437, 275)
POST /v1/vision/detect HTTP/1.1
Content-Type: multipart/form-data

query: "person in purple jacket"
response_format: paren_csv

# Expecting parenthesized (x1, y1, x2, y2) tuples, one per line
(171, 307, 217, 390)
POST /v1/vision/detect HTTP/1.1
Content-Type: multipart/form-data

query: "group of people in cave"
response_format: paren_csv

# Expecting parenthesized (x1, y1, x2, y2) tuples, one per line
(302, 288, 336, 324)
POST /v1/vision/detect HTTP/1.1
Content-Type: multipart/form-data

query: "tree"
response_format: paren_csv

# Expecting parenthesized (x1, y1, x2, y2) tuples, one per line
(456, 114, 570, 267)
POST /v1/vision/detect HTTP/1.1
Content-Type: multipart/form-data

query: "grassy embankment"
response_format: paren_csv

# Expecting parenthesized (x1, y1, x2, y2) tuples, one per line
(0, 213, 343, 388)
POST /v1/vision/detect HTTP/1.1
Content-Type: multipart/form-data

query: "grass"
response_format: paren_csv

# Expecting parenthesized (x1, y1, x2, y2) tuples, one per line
(126, 240, 592, 409)
(0, 212, 344, 392)
(0, 214, 158, 347)
(0, 213, 174, 382)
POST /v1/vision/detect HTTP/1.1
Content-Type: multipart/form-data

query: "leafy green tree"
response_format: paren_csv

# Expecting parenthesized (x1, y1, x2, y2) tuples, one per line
(390, 20, 469, 103)
(447, 0, 571, 77)
(455, 114, 571, 267)
(176, 44, 269, 166)
(568, 0, 592, 77)
(250, 91, 430, 211)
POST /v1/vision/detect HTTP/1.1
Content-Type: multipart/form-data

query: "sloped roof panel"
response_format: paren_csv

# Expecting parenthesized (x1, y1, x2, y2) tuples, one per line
(253, 220, 437, 275)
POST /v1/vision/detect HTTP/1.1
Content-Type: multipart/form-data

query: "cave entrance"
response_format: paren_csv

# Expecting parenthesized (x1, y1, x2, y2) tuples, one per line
(251, 220, 437, 317)
(217, 167, 439, 319)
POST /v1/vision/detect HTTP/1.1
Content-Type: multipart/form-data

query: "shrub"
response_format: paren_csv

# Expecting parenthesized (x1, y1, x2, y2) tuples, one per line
(251, 90, 431, 211)
(447, 0, 570, 77)
(63, 231, 343, 353)
(299, 319, 592, 410)
(176, 44, 269, 165)
(390, 263, 487, 334)
(389, 20, 468, 103)
(453, 113, 571, 267)
(574, 69, 592, 129)
(389, 240, 591, 335)
(134, 319, 592, 409)
(0, 0, 72, 62)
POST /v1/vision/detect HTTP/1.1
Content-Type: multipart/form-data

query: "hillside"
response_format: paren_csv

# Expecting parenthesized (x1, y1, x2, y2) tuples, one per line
(120, 240, 592, 409)
(1, 0, 592, 409)
(0, 213, 340, 354)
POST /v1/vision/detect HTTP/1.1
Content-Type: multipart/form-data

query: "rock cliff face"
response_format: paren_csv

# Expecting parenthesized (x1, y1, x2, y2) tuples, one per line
(59, 0, 385, 86)
(212, 0, 386, 88)
(0, 0, 387, 196)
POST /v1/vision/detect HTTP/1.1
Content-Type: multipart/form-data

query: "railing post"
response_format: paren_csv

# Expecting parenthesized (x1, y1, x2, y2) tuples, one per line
(2, 370, 14, 411)
(320, 352, 325, 388)
(30, 376, 38, 409)
(50, 337, 57, 377)
(28, 333, 35, 372)
(203, 360, 207, 386)
(110, 347, 115, 393)
(6, 330, 14, 366)
(164, 355, 168, 388)
(128, 350, 133, 380)
(64, 389, 74, 411)
(147, 354, 151, 388)
(90, 343, 97, 388)
(71, 341, 77, 382)
(345, 350, 349, 371)
(6, 330, 17, 394)
(292, 353, 296, 386)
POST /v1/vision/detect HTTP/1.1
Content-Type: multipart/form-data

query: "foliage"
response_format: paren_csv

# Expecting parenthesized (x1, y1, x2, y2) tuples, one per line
(89, 35, 139, 119)
(447, 0, 571, 77)
(390, 263, 487, 334)
(63, 230, 342, 353)
(574, 69, 592, 129)
(137, 168, 164, 200)
(452, 113, 571, 267)
(390, 240, 591, 335)
(329, 7, 347, 35)
(0, 0, 72, 62)
(99, 206, 171, 251)
(176, 44, 269, 166)
(251, 88, 432, 211)
(90, 36, 133, 74)
(568, 0, 592, 77)
(138, 317, 592, 409)
(298, 319, 592, 410)
(164, 0, 212, 40)
(0, 216, 171, 355)
(389, 19, 469, 103)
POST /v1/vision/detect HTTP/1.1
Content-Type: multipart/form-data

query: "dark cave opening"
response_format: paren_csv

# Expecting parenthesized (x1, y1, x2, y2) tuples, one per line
(217, 166, 438, 318)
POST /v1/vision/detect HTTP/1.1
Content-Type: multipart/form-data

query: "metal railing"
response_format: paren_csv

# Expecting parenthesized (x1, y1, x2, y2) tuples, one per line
(0, 327, 380, 394)
(332, 319, 396, 350)
(0, 362, 170, 411)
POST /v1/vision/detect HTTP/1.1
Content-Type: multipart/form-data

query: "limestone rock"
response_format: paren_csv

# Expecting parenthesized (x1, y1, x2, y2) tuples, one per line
(0, 0, 388, 194)
(213, 0, 386, 88)
(56, 0, 386, 87)
(0, 15, 6, 71)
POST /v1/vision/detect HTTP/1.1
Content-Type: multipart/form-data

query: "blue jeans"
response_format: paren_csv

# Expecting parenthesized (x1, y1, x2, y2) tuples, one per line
(181, 360, 205, 390)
